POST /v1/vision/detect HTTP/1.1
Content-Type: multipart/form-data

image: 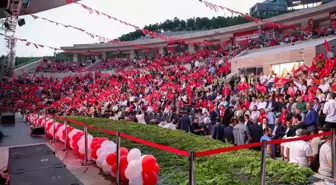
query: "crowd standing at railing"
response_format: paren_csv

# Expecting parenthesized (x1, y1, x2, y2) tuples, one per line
(0, 39, 336, 181)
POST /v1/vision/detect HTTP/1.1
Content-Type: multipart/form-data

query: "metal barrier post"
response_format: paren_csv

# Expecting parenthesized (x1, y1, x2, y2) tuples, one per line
(37, 111, 40, 125)
(43, 111, 47, 127)
(83, 124, 89, 165)
(22, 109, 25, 120)
(116, 132, 121, 185)
(52, 116, 56, 142)
(332, 128, 336, 182)
(63, 121, 68, 151)
(260, 140, 267, 185)
(81, 124, 93, 166)
(188, 151, 195, 185)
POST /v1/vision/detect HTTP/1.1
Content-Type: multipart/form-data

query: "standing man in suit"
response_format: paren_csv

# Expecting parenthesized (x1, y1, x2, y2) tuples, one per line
(224, 118, 238, 144)
(247, 116, 263, 150)
(305, 103, 317, 131)
(271, 118, 285, 156)
(244, 114, 253, 126)
(212, 118, 225, 142)
(177, 111, 191, 133)
(271, 118, 285, 139)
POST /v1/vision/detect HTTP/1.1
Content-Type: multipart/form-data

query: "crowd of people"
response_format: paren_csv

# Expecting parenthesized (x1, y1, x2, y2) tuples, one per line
(1, 37, 336, 180)
(34, 59, 92, 73)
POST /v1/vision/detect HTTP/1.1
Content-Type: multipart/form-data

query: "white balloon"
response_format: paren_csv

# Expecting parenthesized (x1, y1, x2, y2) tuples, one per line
(129, 175, 143, 185)
(78, 139, 85, 148)
(96, 152, 109, 168)
(88, 135, 93, 141)
(102, 160, 111, 175)
(79, 146, 85, 154)
(96, 148, 103, 157)
(101, 140, 115, 147)
(102, 144, 116, 153)
(125, 160, 142, 180)
(127, 148, 142, 162)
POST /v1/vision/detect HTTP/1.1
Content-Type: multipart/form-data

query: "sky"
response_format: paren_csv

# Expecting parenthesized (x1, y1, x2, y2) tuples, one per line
(0, 0, 260, 57)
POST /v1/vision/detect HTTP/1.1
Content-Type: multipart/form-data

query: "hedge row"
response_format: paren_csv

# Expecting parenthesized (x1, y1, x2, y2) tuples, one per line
(65, 117, 312, 185)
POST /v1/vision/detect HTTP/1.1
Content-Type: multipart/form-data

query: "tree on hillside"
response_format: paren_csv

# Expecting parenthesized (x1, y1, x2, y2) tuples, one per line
(118, 12, 293, 41)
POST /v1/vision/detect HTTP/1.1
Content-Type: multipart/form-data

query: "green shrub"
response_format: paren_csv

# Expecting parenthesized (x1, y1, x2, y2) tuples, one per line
(64, 117, 312, 185)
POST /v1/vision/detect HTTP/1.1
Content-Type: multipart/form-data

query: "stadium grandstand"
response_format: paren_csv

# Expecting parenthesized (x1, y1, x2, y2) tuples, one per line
(0, 1, 336, 185)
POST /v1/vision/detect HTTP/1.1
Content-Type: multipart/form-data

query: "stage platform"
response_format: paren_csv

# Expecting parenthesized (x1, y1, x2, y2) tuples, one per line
(0, 115, 113, 185)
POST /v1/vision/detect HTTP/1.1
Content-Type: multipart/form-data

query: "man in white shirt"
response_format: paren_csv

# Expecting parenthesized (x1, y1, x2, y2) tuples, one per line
(286, 129, 313, 167)
(249, 97, 259, 110)
(250, 105, 260, 120)
(323, 93, 336, 129)
(318, 79, 330, 93)
(268, 71, 276, 88)
(318, 134, 332, 177)
(195, 60, 200, 68)
(259, 72, 268, 85)
(257, 97, 267, 110)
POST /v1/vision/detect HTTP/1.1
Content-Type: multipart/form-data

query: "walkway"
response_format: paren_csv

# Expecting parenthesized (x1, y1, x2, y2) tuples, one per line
(0, 115, 113, 185)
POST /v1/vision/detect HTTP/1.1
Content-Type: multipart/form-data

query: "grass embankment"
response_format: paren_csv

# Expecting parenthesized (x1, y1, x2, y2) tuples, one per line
(63, 117, 312, 185)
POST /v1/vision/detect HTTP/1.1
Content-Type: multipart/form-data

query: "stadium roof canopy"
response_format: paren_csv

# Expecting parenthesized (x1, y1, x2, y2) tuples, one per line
(0, 0, 80, 19)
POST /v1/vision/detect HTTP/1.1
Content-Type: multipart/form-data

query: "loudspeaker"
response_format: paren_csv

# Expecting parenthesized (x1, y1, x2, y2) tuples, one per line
(0, 130, 3, 141)
(18, 19, 25, 27)
(9, 154, 65, 173)
(1, 112, 15, 125)
(30, 126, 45, 136)
(0, 0, 8, 8)
(10, 167, 84, 185)
(9, 144, 54, 159)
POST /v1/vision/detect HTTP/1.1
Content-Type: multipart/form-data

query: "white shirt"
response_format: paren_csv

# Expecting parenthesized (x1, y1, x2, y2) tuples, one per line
(323, 99, 336, 122)
(319, 142, 332, 176)
(250, 110, 260, 120)
(287, 140, 313, 167)
(318, 83, 330, 93)
(136, 114, 146, 124)
(249, 102, 259, 110)
(195, 61, 200, 67)
(268, 74, 276, 83)
(258, 101, 267, 110)
(259, 75, 268, 84)
(281, 136, 296, 158)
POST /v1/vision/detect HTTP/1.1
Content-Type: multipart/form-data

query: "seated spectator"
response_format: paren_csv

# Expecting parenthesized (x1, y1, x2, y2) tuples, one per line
(318, 133, 332, 177)
(286, 129, 313, 167)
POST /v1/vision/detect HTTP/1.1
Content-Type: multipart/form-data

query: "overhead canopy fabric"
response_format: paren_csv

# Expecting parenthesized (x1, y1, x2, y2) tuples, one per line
(0, 0, 80, 18)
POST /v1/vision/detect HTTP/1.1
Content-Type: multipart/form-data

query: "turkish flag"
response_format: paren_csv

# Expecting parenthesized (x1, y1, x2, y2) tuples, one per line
(324, 39, 330, 52)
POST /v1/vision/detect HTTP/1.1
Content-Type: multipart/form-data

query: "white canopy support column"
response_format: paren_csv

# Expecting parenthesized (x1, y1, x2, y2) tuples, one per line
(73, 53, 78, 62)
(102, 51, 107, 60)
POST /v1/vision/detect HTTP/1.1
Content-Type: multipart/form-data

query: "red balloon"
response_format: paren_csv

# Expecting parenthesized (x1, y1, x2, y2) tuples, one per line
(111, 164, 117, 175)
(120, 156, 128, 169)
(142, 155, 157, 172)
(90, 141, 99, 149)
(91, 149, 98, 159)
(112, 164, 128, 182)
(93, 144, 101, 150)
(120, 147, 128, 156)
(106, 153, 117, 166)
(142, 171, 158, 185)
(120, 166, 128, 182)
(153, 163, 160, 174)
(99, 137, 109, 141)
